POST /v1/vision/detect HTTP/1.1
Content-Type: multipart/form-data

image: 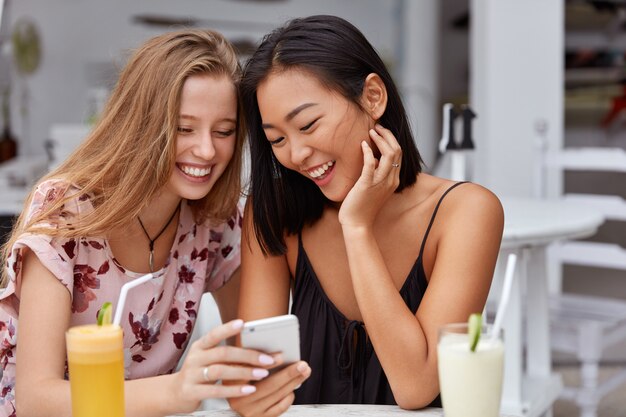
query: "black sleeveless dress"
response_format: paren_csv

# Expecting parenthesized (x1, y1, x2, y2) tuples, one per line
(291, 182, 467, 405)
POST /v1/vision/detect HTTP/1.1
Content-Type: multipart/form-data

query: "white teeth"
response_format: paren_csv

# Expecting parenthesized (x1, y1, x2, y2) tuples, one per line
(181, 165, 211, 177)
(308, 160, 335, 179)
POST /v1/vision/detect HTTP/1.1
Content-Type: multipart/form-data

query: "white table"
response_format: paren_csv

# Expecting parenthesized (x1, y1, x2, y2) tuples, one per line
(496, 197, 604, 417)
(169, 404, 518, 416)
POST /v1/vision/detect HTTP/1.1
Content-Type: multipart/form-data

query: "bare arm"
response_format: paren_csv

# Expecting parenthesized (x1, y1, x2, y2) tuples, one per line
(15, 251, 272, 417)
(213, 267, 241, 326)
(227, 201, 311, 417)
(237, 202, 291, 321)
(15, 250, 73, 417)
(343, 185, 504, 408)
(337, 125, 503, 408)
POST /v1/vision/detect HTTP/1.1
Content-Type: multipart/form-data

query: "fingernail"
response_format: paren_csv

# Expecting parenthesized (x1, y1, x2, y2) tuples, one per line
(259, 354, 275, 365)
(252, 368, 269, 379)
(231, 319, 244, 329)
(295, 384, 302, 390)
(241, 385, 256, 394)
(297, 362, 308, 373)
(375, 123, 382, 129)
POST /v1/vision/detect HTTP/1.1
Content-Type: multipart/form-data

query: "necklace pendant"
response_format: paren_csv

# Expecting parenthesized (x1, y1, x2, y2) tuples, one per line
(149, 250, 154, 272)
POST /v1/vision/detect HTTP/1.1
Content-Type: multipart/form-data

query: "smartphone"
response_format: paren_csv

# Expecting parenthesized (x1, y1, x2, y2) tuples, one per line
(240, 314, 300, 365)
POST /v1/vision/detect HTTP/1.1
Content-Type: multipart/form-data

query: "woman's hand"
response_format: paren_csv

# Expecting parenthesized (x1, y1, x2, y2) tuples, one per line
(170, 319, 279, 413)
(227, 361, 311, 417)
(338, 124, 402, 229)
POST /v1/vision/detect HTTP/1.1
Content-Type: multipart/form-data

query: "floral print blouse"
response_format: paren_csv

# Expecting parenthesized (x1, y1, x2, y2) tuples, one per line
(0, 179, 242, 416)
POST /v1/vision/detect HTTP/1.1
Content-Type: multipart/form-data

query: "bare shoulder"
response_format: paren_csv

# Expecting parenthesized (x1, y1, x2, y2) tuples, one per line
(450, 182, 502, 214)
(412, 175, 502, 216)
(441, 182, 504, 232)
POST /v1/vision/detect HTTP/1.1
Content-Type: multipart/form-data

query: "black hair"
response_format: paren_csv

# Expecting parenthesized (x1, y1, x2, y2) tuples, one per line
(241, 14, 422, 255)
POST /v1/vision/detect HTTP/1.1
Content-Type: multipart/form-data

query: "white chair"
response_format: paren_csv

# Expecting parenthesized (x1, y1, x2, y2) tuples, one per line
(541, 147, 626, 417)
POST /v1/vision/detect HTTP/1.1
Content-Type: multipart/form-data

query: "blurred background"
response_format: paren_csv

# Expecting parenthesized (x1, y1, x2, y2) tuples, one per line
(1, 0, 625, 416)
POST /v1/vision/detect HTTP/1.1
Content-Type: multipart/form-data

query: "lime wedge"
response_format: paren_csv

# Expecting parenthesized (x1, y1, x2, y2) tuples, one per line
(97, 302, 113, 326)
(468, 313, 482, 352)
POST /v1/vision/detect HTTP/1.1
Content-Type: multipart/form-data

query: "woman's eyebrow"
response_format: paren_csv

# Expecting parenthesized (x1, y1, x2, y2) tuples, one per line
(262, 102, 318, 129)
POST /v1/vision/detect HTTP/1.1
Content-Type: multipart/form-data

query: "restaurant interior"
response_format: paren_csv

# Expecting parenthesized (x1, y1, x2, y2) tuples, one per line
(0, 1, 625, 416)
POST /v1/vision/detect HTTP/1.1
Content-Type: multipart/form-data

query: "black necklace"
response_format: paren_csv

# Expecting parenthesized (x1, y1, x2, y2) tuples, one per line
(137, 203, 180, 272)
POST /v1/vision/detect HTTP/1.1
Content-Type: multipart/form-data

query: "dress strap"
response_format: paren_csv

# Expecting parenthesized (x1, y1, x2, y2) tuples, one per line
(417, 182, 469, 259)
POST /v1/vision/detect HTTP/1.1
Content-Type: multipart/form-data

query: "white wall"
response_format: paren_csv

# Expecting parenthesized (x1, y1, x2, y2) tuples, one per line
(6, 0, 408, 155)
(397, 0, 440, 169)
(470, 0, 564, 198)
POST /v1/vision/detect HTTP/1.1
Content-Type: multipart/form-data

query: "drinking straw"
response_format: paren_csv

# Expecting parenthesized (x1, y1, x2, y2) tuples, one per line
(490, 253, 517, 341)
(113, 273, 153, 327)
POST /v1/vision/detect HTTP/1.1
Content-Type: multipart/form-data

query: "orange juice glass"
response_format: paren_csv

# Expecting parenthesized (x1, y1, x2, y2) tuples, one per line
(66, 324, 125, 417)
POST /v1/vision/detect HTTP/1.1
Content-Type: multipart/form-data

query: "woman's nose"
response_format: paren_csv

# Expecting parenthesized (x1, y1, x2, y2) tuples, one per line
(194, 133, 216, 160)
(289, 140, 313, 166)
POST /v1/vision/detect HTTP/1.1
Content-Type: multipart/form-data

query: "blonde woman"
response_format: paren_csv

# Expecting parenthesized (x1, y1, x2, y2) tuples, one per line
(0, 30, 287, 417)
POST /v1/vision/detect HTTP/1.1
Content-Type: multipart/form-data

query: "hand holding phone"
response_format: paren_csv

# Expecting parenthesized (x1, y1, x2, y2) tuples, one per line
(240, 314, 300, 365)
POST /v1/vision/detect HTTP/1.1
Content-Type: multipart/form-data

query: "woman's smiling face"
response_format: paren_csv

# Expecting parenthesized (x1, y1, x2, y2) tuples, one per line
(257, 69, 373, 202)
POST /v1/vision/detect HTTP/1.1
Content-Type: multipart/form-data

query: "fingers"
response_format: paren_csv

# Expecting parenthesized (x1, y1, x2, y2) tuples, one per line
(190, 319, 281, 369)
(199, 319, 244, 349)
(231, 361, 311, 415)
(193, 382, 258, 399)
(227, 361, 310, 417)
(199, 364, 270, 384)
(252, 362, 311, 406)
(368, 124, 402, 178)
(196, 345, 278, 368)
(360, 140, 376, 183)
(263, 392, 295, 417)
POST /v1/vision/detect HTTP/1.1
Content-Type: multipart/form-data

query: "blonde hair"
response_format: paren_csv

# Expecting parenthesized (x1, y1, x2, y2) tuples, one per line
(1, 29, 245, 287)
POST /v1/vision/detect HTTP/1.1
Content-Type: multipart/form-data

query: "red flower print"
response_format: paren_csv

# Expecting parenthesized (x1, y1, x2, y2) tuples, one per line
(97, 261, 110, 275)
(11, 251, 22, 275)
(88, 240, 104, 250)
(191, 248, 209, 261)
(173, 250, 179, 259)
(129, 312, 161, 351)
(169, 308, 179, 324)
(221, 245, 233, 259)
(62, 239, 76, 259)
(72, 264, 100, 313)
(112, 259, 126, 273)
(178, 233, 188, 244)
(44, 187, 59, 204)
(178, 265, 196, 284)
(210, 230, 222, 243)
(184, 300, 197, 319)
(173, 332, 188, 349)
(132, 354, 146, 363)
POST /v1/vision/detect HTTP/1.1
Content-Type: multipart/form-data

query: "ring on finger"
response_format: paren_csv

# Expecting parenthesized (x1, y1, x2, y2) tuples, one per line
(203, 366, 210, 382)
(391, 163, 400, 168)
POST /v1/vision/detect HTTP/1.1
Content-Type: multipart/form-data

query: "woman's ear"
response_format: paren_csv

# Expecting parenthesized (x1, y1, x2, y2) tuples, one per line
(361, 73, 388, 121)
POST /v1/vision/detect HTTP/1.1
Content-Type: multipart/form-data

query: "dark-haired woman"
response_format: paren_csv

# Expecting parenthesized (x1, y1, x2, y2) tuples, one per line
(230, 15, 504, 416)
